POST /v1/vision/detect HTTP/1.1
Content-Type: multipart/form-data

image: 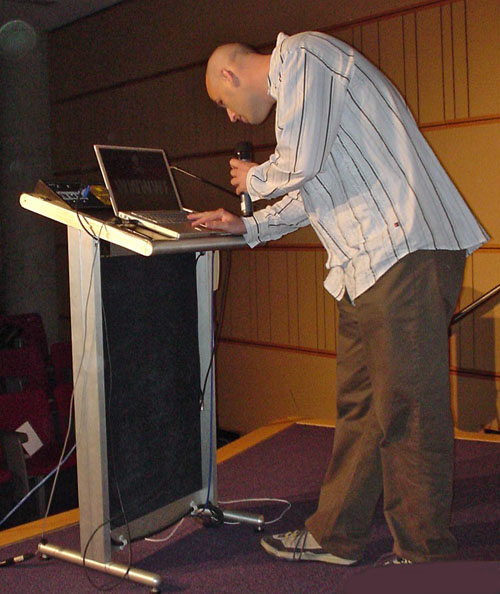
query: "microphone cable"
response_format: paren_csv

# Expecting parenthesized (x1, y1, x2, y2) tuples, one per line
(170, 166, 235, 198)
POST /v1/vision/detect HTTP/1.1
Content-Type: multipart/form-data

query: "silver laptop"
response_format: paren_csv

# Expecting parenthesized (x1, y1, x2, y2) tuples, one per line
(94, 144, 220, 239)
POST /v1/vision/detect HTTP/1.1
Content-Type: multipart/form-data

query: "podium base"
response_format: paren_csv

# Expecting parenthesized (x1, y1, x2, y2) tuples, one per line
(193, 503, 265, 530)
(222, 509, 265, 530)
(38, 541, 162, 593)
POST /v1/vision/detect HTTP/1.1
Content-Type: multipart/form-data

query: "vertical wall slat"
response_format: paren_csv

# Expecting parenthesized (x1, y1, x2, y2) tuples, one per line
(416, 7, 445, 123)
(379, 17, 406, 97)
(451, 1, 470, 119)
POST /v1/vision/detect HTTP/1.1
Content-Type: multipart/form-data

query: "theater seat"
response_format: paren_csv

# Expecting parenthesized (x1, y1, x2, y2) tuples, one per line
(0, 344, 49, 394)
(0, 312, 49, 363)
(0, 388, 76, 517)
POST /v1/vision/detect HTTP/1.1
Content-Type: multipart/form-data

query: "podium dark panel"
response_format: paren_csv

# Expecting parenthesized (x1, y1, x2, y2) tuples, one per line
(100, 252, 202, 539)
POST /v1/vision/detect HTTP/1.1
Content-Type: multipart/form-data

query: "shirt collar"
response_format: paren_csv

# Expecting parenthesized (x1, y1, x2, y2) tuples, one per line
(268, 32, 288, 99)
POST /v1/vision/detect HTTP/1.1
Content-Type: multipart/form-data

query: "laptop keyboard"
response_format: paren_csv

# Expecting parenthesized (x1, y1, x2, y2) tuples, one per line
(131, 211, 189, 224)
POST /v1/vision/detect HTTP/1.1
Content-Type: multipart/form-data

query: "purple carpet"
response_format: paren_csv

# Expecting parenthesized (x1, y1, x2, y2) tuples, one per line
(1, 425, 499, 593)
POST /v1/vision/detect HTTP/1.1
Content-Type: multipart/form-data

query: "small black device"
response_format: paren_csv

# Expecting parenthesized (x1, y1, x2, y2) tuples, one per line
(34, 180, 111, 210)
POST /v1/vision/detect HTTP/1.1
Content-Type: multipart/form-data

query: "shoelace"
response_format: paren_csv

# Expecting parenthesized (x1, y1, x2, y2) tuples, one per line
(274, 529, 309, 560)
(292, 529, 308, 561)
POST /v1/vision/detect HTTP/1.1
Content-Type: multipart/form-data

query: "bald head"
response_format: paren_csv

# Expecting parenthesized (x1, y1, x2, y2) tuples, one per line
(205, 42, 274, 125)
(206, 43, 255, 86)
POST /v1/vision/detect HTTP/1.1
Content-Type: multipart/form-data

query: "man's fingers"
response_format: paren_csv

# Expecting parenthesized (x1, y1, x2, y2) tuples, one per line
(187, 209, 246, 235)
(229, 159, 257, 195)
(187, 209, 227, 229)
(187, 209, 223, 225)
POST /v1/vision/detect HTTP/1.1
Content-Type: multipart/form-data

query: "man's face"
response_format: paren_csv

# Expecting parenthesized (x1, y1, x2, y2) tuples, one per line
(206, 76, 272, 125)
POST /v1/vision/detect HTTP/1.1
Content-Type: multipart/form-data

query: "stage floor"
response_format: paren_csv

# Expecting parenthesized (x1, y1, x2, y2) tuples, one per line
(1, 419, 500, 593)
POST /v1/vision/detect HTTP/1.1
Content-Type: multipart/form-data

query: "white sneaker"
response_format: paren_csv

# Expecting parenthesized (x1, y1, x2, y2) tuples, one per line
(260, 529, 358, 565)
(374, 552, 413, 566)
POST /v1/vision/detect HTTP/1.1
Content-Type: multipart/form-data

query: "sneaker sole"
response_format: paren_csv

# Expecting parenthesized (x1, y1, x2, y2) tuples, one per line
(260, 538, 358, 565)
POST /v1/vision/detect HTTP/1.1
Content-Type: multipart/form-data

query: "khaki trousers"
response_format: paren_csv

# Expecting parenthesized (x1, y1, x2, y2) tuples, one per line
(305, 249, 466, 562)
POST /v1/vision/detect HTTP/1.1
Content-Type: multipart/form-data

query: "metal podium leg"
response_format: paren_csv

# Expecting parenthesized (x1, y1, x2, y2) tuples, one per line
(39, 228, 162, 592)
(221, 509, 265, 530)
(196, 251, 218, 505)
(195, 252, 265, 531)
(37, 542, 162, 592)
(67, 227, 110, 563)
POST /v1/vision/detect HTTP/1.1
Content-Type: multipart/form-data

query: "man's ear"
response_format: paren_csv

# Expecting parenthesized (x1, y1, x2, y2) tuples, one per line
(221, 68, 240, 87)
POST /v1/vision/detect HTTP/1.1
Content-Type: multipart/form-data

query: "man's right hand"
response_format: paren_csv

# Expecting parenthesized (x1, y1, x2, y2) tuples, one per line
(187, 209, 247, 235)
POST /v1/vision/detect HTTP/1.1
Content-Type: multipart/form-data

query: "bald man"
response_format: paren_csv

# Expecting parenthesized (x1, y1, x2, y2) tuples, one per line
(189, 32, 488, 567)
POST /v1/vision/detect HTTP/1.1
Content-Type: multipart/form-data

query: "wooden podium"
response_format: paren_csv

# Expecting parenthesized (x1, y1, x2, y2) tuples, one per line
(20, 190, 249, 592)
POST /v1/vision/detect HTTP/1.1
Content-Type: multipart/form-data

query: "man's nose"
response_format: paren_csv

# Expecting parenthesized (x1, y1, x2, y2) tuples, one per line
(226, 108, 238, 122)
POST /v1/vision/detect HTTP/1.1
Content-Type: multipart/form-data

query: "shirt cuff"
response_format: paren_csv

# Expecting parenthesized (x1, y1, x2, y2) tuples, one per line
(246, 165, 260, 202)
(242, 214, 261, 248)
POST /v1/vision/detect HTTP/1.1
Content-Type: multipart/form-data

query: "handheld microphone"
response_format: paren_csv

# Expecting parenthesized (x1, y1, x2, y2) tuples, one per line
(234, 141, 253, 217)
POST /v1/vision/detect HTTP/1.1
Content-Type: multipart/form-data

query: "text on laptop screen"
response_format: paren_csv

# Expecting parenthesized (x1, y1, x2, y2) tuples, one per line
(98, 147, 182, 212)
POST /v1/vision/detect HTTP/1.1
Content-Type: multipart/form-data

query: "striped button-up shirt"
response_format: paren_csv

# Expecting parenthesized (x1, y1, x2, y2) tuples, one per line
(242, 31, 488, 300)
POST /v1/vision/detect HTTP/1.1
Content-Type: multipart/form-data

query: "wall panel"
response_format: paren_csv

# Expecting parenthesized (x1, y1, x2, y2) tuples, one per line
(296, 251, 320, 350)
(452, 373, 500, 432)
(451, 255, 475, 369)
(224, 251, 254, 341)
(360, 22, 381, 67)
(403, 13, 419, 115)
(424, 123, 500, 244)
(216, 342, 337, 434)
(379, 17, 406, 96)
(468, 251, 500, 373)
(440, 4, 455, 121)
(417, 8, 446, 123)
(254, 252, 272, 343)
(49, 0, 427, 102)
(451, 1, 469, 119)
(287, 251, 300, 346)
(467, 0, 500, 117)
(268, 251, 291, 345)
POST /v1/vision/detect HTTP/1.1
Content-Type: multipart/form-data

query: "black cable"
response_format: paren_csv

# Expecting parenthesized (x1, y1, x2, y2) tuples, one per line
(0, 552, 35, 567)
(214, 251, 232, 351)
(79, 303, 133, 593)
(75, 184, 100, 241)
(81, 514, 133, 592)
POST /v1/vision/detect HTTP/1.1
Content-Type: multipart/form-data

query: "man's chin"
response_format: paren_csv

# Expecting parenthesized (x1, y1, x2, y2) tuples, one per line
(247, 113, 271, 125)
(251, 105, 276, 125)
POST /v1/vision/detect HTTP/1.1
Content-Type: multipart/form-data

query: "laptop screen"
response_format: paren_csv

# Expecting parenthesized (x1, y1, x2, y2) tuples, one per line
(94, 145, 183, 212)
